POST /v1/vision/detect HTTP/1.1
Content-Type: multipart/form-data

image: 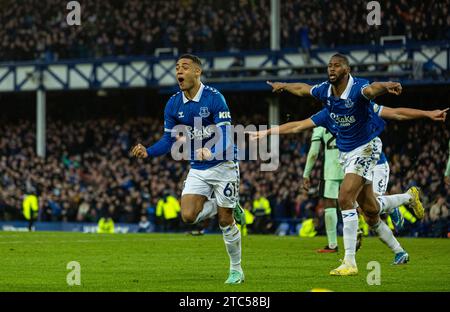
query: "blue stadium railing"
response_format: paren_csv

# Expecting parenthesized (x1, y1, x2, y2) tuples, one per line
(0, 42, 448, 93)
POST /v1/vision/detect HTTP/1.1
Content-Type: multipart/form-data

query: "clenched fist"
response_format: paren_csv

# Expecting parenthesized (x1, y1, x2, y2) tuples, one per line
(385, 82, 402, 96)
(131, 143, 148, 158)
(195, 148, 212, 161)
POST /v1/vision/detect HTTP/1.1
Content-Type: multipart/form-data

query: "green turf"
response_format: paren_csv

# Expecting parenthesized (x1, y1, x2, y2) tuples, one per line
(0, 232, 449, 292)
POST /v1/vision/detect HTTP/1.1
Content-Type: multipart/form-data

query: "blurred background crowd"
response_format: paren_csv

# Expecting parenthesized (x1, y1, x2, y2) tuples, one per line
(1, 109, 448, 237)
(1, 0, 449, 61)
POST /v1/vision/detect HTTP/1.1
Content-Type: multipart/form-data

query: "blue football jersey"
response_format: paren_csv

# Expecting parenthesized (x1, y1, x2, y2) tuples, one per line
(310, 75, 386, 152)
(163, 83, 237, 170)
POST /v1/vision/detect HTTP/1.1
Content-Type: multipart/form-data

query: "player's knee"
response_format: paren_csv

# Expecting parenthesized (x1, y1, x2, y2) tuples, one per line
(218, 208, 233, 227)
(365, 213, 379, 227)
(363, 204, 379, 220)
(338, 193, 353, 210)
(181, 209, 197, 224)
(359, 196, 380, 217)
(324, 198, 337, 208)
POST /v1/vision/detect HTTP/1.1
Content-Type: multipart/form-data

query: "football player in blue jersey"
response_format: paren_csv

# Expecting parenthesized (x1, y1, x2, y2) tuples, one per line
(131, 54, 245, 284)
(251, 54, 447, 275)
(270, 76, 448, 257)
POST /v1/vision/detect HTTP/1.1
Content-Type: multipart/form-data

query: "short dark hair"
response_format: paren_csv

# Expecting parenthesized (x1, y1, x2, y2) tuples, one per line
(178, 54, 202, 67)
(330, 53, 350, 67)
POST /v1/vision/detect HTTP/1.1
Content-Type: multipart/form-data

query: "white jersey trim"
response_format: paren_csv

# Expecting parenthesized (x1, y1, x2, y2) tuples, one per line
(361, 85, 371, 100)
(216, 121, 231, 127)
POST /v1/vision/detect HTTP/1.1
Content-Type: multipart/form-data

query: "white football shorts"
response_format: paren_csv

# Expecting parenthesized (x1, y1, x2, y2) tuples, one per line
(339, 137, 382, 183)
(372, 161, 390, 195)
(181, 161, 240, 208)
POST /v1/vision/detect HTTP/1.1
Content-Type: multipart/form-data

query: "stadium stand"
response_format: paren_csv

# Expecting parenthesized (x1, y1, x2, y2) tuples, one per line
(0, 0, 449, 61)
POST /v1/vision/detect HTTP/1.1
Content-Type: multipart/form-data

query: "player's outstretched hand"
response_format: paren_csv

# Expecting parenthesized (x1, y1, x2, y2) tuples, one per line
(428, 108, 449, 121)
(131, 143, 148, 158)
(195, 148, 212, 161)
(302, 177, 311, 192)
(386, 82, 402, 95)
(267, 81, 287, 93)
(247, 130, 269, 141)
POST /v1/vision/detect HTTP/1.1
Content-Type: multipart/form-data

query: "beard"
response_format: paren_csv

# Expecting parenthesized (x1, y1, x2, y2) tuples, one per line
(328, 73, 346, 85)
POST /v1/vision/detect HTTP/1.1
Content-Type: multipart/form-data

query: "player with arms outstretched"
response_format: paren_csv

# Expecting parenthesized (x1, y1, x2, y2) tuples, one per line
(301, 102, 447, 260)
(131, 54, 245, 284)
(251, 54, 429, 275)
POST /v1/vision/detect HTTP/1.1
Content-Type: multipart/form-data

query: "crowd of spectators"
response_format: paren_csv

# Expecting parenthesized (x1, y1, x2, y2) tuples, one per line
(0, 113, 448, 237)
(1, 0, 449, 61)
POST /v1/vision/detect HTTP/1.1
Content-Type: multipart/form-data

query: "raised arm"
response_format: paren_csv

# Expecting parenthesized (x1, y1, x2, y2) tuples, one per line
(362, 81, 402, 100)
(267, 81, 313, 97)
(249, 118, 316, 140)
(380, 106, 449, 121)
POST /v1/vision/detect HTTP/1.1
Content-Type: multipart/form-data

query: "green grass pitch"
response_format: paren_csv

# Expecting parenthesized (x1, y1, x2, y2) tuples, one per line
(0, 232, 449, 292)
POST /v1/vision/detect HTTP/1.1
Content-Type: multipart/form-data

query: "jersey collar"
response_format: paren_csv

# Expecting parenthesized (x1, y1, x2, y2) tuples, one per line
(182, 82, 205, 104)
(327, 74, 354, 99)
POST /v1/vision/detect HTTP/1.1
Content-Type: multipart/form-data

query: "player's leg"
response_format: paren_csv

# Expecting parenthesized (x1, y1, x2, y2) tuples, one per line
(231, 164, 245, 226)
(213, 161, 244, 284)
(317, 179, 339, 253)
(357, 184, 409, 264)
(217, 207, 243, 284)
(331, 137, 382, 276)
(180, 169, 217, 224)
(323, 199, 339, 251)
(180, 194, 218, 224)
(372, 162, 404, 231)
(373, 162, 423, 218)
(355, 162, 402, 250)
(330, 173, 364, 276)
(377, 188, 424, 220)
(376, 193, 411, 215)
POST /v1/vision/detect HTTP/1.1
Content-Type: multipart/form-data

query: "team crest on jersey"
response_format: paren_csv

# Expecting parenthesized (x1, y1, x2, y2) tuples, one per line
(344, 99, 354, 108)
(199, 107, 210, 118)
